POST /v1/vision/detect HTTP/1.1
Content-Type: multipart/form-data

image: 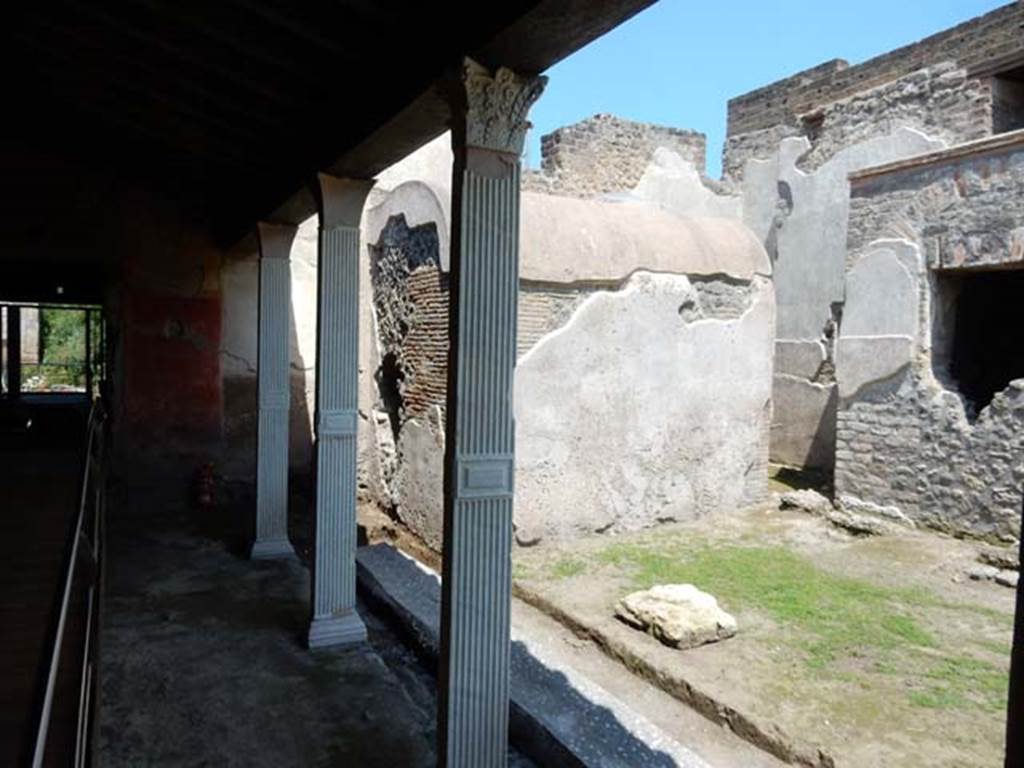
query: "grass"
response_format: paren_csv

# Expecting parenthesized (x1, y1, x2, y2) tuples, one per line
(549, 538, 1012, 714)
(549, 557, 587, 579)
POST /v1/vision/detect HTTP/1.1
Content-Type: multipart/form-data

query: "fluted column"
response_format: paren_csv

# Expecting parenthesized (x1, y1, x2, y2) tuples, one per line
(438, 58, 546, 767)
(308, 174, 374, 648)
(251, 222, 296, 560)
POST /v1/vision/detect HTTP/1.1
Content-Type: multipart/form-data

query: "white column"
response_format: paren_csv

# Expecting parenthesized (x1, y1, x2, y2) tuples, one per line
(308, 174, 374, 648)
(251, 222, 296, 560)
(438, 58, 546, 767)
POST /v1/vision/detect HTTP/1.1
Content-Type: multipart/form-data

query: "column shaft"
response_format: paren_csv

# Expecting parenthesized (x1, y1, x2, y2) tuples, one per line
(438, 59, 546, 768)
(308, 175, 373, 648)
(252, 223, 296, 559)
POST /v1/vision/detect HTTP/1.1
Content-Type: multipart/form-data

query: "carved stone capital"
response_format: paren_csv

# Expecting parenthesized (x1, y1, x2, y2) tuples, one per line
(452, 58, 547, 156)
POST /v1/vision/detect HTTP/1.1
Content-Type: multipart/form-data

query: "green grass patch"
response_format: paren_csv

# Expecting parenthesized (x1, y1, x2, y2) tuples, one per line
(593, 539, 1010, 712)
(549, 556, 587, 579)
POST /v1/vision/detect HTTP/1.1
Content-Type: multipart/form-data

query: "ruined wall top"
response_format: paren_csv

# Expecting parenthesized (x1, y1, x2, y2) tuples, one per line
(523, 113, 707, 197)
(726, 1, 1024, 137)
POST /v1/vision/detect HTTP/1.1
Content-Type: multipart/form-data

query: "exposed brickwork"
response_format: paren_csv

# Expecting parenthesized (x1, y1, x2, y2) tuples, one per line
(369, 216, 448, 424)
(523, 113, 706, 197)
(727, 2, 1024, 137)
(847, 133, 1024, 270)
(517, 283, 595, 358)
(836, 379, 1024, 542)
(800, 64, 993, 171)
(724, 63, 994, 180)
(400, 267, 449, 418)
(835, 136, 1024, 541)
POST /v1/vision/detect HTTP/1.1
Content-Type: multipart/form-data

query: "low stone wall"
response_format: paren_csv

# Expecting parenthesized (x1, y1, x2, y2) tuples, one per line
(834, 132, 1024, 542)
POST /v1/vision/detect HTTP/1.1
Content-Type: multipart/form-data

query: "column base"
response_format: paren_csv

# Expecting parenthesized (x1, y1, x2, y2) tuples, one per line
(308, 612, 367, 649)
(250, 537, 296, 560)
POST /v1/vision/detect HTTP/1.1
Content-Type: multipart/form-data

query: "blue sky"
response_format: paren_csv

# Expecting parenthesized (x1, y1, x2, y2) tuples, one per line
(526, 0, 1008, 178)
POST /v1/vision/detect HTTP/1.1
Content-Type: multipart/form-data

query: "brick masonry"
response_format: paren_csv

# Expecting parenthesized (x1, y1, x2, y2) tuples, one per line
(726, 2, 1024, 138)
(523, 113, 707, 197)
(725, 62, 995, 181)
(835, 134, 1024, 542)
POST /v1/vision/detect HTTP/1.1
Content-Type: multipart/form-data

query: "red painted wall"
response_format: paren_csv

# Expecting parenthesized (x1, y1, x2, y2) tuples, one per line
(122, 291, 223, 445)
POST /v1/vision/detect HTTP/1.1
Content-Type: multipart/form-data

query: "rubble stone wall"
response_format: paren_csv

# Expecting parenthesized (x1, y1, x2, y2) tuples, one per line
(726, 2, 1024, 139)
(726, 63, 993, 181)
(834, 133, 1024, 542)
(523, 113, 707, 197)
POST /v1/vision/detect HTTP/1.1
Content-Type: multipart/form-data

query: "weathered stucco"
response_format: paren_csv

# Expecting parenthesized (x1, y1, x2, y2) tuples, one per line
(520, 194, 768, 283)
(514, 271, 774, 543)
(736, 116, 948, 469)
(355, 141, 774, 548)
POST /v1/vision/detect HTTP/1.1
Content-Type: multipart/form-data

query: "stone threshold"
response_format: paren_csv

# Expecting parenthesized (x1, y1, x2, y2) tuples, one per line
(356, 543, 713, 768)
(511, 581, 836, 768)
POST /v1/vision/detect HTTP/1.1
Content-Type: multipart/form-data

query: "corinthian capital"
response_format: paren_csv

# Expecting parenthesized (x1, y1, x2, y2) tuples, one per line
(454, 58, 548, 156)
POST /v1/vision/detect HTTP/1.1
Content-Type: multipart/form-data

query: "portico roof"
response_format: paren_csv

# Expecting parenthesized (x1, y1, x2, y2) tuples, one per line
(6, 0, 654, 245)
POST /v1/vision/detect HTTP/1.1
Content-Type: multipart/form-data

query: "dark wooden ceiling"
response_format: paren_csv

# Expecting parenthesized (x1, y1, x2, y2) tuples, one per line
(4, 1, 654, 245)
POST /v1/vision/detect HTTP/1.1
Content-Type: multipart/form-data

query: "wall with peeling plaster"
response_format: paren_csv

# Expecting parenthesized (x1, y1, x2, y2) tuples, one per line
(724, 59, 1012, 470)
(358, 145, 774, 547)
(834, 136, 1024, 542)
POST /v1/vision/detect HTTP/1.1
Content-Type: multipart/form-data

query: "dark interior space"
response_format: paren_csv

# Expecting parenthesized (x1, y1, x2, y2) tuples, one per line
(942, 269, 1024, 417)
(993, 64, 1024, 134)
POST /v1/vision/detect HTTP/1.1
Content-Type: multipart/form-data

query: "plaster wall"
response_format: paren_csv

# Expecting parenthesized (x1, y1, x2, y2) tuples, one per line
(514, 271, 773, 544)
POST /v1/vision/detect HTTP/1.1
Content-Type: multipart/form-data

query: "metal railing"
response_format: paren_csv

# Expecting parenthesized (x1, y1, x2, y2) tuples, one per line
(30, 398, 107, 768)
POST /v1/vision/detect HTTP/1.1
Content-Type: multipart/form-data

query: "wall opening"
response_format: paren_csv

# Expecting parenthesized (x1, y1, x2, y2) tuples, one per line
(1, 302, 105, 397)
(992, 65, 1024, 134)
(933, 270, 1024, 418)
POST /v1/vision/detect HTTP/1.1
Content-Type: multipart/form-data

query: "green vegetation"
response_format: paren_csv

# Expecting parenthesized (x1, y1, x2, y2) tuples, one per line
(549, 537, 1010, 714)
(40, 308, 87, 386)
(550, 556, 587, 579)
(24, 308, 101, 391)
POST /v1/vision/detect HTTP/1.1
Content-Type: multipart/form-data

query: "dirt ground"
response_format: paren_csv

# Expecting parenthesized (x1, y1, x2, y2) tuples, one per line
(512, 501, 1017, 768)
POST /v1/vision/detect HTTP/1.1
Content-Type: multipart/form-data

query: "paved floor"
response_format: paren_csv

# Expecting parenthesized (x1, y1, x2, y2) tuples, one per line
(98, 477, 534, 767)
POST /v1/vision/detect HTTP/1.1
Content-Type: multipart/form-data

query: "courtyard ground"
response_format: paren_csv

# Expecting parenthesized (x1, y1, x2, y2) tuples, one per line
(512, 496, 1016, 768)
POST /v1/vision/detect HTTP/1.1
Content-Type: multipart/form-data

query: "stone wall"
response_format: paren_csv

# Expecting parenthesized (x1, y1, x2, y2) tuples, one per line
(834, 132, 1024, 542)
(730, 51, 1017, 470)
(523, 114, 707, 197)
(726, 1, 1024, 139)
(726, 62, 993, 181)
(722, 6, 1024, 475)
